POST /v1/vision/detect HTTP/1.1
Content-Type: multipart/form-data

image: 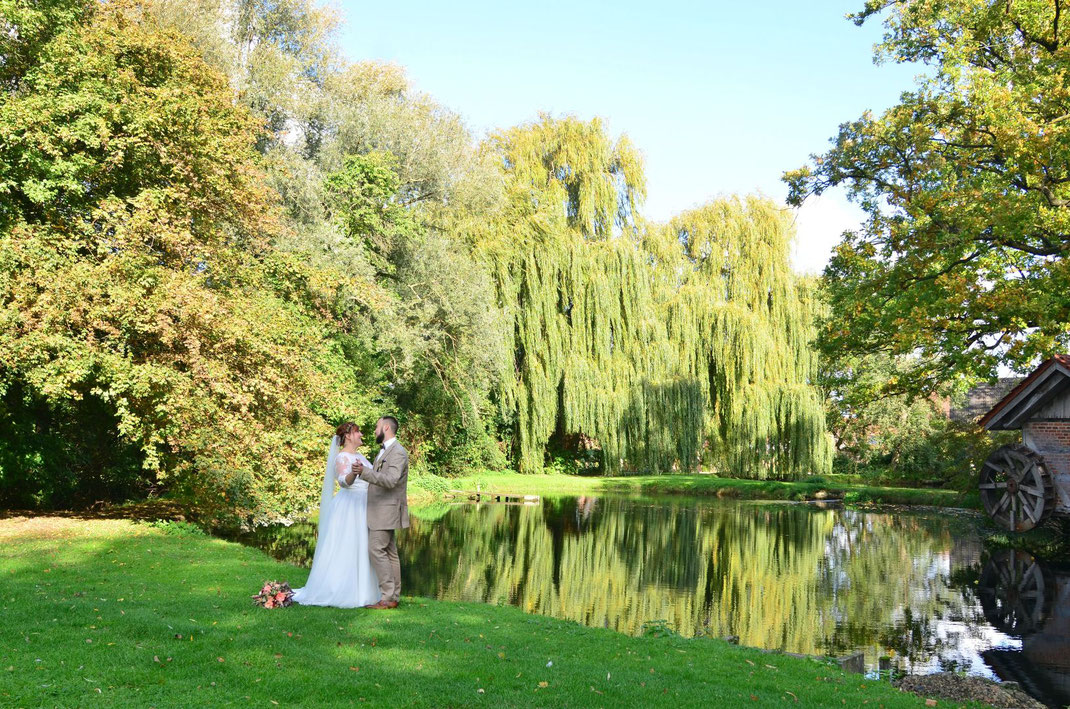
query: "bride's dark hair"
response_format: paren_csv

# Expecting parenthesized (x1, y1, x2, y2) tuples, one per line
(335, 421, 359, 443)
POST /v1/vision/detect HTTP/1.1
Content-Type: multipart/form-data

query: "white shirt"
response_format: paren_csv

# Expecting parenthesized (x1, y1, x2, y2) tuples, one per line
(374, 437, 397, 465)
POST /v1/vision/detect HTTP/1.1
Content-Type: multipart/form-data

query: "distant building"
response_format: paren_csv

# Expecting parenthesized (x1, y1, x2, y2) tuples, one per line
(979, 355, 1070, 518)
(949, 378, 1025, 423)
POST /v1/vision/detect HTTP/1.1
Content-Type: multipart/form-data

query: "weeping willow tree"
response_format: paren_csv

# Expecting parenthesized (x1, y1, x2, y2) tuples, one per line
(651, 200, 832, 478)
(478, 115, 686, 474)
(480, 115, 830, 477)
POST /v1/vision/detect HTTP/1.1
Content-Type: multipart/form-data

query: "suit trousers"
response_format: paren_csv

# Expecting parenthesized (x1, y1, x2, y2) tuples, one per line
(368, 529, 401, 602)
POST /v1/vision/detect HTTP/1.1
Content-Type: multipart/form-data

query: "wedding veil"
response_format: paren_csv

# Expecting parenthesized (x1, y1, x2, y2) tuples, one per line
(316, 435, 340, 540)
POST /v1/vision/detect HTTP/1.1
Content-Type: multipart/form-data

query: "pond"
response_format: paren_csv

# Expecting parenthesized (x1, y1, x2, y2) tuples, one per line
(231, 495, 1070, 708)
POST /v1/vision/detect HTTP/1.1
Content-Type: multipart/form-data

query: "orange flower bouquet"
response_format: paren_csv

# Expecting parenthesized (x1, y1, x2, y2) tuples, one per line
(252, 581, 294, 609)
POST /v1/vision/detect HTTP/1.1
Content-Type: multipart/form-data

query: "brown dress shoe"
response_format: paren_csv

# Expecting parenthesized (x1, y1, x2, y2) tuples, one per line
(363, 600, 398, 610)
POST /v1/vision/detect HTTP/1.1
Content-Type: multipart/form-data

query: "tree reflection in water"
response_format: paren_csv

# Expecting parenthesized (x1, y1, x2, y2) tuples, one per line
(234, 496, 1064, 687)
(393, 497, 995, 666)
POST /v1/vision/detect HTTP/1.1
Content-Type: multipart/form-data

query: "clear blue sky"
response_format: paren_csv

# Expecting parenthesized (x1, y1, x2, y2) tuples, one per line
(334, 0, 920, 272)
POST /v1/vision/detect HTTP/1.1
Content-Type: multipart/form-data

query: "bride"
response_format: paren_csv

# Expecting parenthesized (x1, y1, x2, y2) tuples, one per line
(292, 422, 381, 608)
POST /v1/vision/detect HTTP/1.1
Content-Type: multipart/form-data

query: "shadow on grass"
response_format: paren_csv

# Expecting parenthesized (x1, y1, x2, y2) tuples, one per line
(0, 498, 189, 523)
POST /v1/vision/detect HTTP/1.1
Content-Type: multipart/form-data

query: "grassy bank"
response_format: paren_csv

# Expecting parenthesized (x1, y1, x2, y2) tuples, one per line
(412, 471, 978, 509)
(1, 516, 947, 708)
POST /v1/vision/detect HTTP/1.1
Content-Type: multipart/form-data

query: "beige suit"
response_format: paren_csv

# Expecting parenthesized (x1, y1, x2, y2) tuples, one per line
(359, 441, 409, 602)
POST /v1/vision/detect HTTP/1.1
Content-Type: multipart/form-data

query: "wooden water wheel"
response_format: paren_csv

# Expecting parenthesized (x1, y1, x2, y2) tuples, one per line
(979, 444, 1056, 532)
(977, 549, 1052, 635)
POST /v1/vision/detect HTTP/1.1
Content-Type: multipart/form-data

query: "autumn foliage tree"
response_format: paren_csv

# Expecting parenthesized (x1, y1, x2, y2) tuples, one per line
(0, 1, 362, 522)
(786, 0, 1070, 395)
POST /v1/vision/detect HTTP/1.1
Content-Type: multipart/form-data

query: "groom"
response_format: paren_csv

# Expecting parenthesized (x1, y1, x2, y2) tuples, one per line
(352, 416, 409, 609)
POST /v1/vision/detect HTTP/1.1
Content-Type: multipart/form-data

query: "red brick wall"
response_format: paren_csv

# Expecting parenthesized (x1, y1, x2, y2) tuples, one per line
(1024, 421, 1070, 512)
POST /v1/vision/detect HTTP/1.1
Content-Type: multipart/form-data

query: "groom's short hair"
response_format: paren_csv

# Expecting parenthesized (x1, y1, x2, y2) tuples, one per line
(380, 415, 399, 435)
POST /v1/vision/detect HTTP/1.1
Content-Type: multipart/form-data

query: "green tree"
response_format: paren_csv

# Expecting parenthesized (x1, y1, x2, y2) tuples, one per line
(483, 116, 830, 477)
(479, 115, 661, 474)
(822, 350, 1016, 486)
(146, 4, 509, 473)
(145, 0, 340, 153)
(651, 206, 831, 478)
(0, 1, 363, 524)
(0, 0, 91, 91)
(785, 0, 1070, 395)
(247, 56, 507, 474)
(321, 152, 508, 471)
(323, 61, 502, 215)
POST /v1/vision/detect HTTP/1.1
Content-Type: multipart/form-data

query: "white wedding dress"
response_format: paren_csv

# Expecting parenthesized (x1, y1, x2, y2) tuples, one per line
(293, 449, 381, 608)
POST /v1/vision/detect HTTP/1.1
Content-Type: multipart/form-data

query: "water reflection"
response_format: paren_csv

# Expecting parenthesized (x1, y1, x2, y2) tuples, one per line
(400, 498, 994, 661)
(975, 551, 1070, 707)
(232, 495, 1070, 706)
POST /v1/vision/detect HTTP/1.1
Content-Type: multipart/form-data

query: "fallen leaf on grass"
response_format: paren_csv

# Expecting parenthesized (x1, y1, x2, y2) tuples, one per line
(744, 659, 754, 666)
(785, 690, 797, 702)
(925, 701, 937, 707)
(350, 667, 359, 672)
(590, 687, 603, 695)
(538, 681, 548, 688)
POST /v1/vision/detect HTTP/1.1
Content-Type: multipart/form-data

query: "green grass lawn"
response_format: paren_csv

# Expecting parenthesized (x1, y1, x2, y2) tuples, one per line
(0, 516, 952, 708)
(415, 471, 979, 509)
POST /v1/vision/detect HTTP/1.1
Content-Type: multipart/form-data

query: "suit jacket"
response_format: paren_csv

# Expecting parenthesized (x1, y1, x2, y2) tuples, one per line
(360, 441, 409, 530)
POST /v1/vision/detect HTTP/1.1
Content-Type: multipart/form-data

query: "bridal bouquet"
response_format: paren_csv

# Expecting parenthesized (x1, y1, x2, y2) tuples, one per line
(252, 581, 294, 609)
